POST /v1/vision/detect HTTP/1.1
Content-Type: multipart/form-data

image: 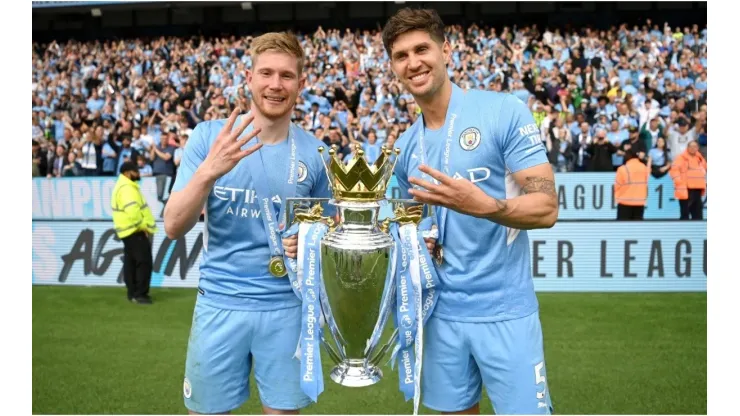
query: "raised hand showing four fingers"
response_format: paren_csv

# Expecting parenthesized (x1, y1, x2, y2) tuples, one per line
(202, 107, 263, 181)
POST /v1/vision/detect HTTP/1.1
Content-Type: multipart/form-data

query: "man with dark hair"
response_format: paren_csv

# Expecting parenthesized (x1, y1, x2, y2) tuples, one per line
(111, 161, 157, 304)
(383, 8, 556, 415)
(620, 125, 647, 162)
(150, 129, 177, 205)
(32, 140, 48, 177)
(588, 129, 619, 172)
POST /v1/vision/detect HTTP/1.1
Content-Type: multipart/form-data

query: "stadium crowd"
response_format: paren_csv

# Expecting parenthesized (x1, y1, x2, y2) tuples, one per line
(32, 20, 707, 181)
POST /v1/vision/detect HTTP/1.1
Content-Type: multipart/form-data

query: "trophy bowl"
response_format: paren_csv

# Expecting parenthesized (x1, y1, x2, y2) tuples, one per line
(320, 198, 394, 387)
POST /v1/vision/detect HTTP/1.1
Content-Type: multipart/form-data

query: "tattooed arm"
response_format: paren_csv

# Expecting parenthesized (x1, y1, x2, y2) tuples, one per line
(407, 96, 558, 229)
(407, 162, 558, 230)
(481, 163, 559, 229)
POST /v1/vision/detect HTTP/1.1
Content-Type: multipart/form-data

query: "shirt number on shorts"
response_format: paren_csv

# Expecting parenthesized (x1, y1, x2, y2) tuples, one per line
(535, 361, 547, 400)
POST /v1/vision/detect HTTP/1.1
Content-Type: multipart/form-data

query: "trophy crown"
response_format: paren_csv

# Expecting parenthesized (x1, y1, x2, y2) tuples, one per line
(319, 144, 401, 202)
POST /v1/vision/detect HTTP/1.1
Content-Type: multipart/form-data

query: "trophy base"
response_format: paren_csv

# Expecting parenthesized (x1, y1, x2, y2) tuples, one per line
(329, 360, 382, 387)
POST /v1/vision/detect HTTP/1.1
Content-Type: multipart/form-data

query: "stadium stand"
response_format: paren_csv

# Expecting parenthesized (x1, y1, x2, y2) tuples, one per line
(32, 4, 707, 179)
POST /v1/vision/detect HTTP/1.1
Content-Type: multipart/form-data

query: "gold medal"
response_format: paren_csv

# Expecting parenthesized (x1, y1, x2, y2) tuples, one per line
(434, 245, 444, 266)
(269, 256, 288, 278)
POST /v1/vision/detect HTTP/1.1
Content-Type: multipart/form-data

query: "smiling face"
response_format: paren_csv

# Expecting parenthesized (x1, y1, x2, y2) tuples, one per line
(247, 51, 305, 120)
(383, 8, 449, 102)
(246, 32, 306, 121)
(388, 30, 451, 101)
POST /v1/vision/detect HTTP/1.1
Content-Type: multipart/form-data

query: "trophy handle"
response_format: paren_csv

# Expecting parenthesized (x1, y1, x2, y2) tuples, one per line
(382, 199, 427, 227)
(284, 197, 336, 229)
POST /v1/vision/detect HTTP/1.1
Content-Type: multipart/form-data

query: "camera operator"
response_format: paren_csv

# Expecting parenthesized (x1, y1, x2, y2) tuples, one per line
(586, 129, 619, 172)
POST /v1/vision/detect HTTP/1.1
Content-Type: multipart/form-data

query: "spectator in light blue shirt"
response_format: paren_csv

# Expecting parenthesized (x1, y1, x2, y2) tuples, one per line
(116, 136, 138, 175)
(361, 130, 383, 165)
(694, 72, 707, 92)
(86, 89, 105, 113)
(648, 137, 671, 178)
(101, 140, 118, 176)
(607, 119, 629, 168)
(136, 154, 153, 177)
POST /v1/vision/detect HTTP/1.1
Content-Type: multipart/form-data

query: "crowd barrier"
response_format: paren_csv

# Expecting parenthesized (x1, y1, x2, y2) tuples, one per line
(32, 173, 707, 222)
(32, 220, 706, 292)
(32, 173, 707, 292)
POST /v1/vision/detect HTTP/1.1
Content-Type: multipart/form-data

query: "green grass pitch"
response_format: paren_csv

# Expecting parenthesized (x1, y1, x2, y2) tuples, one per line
(32, 287, 706, 414)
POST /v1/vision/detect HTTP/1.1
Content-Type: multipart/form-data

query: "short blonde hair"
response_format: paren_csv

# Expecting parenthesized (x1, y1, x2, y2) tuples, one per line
(250, 32, 305, 75)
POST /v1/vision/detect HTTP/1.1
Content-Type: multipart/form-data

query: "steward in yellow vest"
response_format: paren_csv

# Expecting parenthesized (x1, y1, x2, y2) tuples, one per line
(112, 161, 156, 304)
(113, 163, 157, 239)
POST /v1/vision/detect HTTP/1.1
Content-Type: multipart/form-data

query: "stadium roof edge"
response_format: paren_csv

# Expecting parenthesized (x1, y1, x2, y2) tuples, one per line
(32, 1, 157, 8)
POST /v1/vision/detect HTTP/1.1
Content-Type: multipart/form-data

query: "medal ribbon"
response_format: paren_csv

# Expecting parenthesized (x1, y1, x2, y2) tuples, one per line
(416, 84, 464, 247)
(245, 123, 298, 272)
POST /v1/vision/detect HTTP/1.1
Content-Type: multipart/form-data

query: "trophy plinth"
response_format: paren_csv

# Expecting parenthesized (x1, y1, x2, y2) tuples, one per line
(329, 359, 383, 387)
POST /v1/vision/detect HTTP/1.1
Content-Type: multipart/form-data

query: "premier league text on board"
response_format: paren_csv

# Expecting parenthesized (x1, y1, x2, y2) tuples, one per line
(32, 221, 706, 292)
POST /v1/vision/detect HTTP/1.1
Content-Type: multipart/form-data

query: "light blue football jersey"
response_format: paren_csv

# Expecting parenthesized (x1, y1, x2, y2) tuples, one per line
(172, 115, 331, 311)
(393, 83, 549, 322)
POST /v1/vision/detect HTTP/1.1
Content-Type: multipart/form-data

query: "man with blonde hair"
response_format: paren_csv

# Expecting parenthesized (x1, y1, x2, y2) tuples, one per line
(164, 31, 331, 415)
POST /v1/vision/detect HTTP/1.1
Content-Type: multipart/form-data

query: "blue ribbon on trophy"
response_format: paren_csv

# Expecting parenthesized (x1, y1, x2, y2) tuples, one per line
(282, 222, 304, 298)
(297, 221, 328, 402)
(386, 211, 442, 415)
(282, 217, 336, 403)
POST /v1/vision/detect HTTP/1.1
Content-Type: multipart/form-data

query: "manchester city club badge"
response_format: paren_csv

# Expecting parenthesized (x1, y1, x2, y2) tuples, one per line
(459, 127, 481, 151)
(183, 378, 192, 399)
(298, 161, 308, 183)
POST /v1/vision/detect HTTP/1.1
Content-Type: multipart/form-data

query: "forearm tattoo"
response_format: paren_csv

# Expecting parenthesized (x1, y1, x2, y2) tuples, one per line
(522, 176, 557, 198)
(494, 198, 508, 211)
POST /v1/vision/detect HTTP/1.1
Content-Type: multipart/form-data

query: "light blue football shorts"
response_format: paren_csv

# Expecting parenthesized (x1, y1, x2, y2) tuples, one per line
(421, 311, 554, 414)
(183, 299, 310, 414)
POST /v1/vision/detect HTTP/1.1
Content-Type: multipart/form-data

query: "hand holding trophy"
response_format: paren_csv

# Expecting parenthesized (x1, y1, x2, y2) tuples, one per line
(282, 144, 442, 415)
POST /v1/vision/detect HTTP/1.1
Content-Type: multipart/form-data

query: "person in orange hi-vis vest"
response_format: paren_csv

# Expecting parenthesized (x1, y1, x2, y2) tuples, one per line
(670, 140, 707, 220)
(615, 149, 651, 220)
